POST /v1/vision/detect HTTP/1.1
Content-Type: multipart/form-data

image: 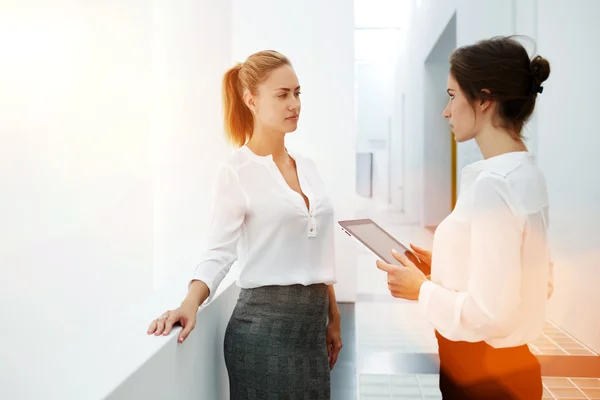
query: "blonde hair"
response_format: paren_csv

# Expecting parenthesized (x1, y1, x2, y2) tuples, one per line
(222, 50, 292, 147)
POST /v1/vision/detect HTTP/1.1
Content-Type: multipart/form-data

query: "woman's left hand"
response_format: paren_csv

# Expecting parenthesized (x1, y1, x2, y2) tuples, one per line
(326, 316, 342, 370)
(376, 249, 428, 301)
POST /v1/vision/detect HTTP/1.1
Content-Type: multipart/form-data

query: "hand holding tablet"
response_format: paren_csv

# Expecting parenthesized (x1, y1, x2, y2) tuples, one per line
(338, 218, 431, 276)
(375, 248, 428, 301)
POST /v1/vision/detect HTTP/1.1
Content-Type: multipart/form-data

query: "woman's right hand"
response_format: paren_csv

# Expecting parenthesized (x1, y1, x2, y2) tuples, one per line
(147, 303, 198, 343)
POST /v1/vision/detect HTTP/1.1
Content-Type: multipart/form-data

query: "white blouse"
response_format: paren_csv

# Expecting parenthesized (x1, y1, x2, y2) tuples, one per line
(418, 152, 553, 348)
(190, 145, 336, 303)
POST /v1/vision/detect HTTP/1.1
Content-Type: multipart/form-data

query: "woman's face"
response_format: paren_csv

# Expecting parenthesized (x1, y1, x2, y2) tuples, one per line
(442, 73, 480, 142)
(248, 65, 301, 134)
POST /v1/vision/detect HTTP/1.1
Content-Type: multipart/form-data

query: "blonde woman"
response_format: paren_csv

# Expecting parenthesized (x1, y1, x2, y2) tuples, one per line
(147, 50, 342, 399)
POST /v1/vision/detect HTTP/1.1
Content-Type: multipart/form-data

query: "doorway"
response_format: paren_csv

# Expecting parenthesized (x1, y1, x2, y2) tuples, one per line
(423, 14, 457, 232)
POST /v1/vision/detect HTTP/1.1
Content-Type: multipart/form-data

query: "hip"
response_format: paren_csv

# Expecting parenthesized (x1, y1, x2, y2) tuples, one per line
(230, 283, 329, 325)
(435, 331, 541, 388)
(226, 284, 329, 349)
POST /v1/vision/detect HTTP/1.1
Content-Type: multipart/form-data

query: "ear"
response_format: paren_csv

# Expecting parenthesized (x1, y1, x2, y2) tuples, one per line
(479, 88, 492, 111)
(243, 90, 256, 113)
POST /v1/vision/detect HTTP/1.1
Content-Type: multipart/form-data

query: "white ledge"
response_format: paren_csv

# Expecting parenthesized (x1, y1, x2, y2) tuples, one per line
(49, 271, 239, 400)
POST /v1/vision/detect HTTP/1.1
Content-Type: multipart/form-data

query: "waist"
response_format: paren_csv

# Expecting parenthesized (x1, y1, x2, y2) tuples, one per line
(436, 330, 530, 352)
(435, 330, 539, 375)
(235, 283, 329, 319)
(237, 265, 336, 288)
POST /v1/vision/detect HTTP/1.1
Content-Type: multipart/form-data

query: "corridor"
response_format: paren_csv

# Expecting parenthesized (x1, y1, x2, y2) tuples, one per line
(3, 1, 600, 399)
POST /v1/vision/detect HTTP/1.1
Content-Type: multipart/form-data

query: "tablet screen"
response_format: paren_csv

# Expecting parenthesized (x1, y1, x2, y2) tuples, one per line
(338, 219, 410, 266)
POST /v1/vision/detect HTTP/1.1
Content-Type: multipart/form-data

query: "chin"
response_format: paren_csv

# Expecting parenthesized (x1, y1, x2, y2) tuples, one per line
(453, 133, 466, 143)
(452, 130, 474, 143)
(284, 121, 299, 132)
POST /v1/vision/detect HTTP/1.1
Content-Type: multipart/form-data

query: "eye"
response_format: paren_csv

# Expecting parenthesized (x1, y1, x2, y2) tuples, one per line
(295, 91, 301, 97)
(278, 93, 287, 98)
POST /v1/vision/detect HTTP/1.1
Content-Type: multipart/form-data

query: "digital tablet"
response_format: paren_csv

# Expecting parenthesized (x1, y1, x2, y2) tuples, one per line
(338, 218, 421, 269)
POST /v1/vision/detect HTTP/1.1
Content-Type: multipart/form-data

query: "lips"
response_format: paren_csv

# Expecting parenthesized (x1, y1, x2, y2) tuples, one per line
(286, 115, 299, 120)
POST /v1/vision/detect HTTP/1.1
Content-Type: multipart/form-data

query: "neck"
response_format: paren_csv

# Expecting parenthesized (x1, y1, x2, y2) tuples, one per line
(475, 125, 527, 159)
(246, 126, 288, 163)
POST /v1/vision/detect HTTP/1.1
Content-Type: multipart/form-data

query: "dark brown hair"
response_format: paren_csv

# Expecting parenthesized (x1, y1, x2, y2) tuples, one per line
(449, 35, 551, 140)
(222, 50, 292, 147)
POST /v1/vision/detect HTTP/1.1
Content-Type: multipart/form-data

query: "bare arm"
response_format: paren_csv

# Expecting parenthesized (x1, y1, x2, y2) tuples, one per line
(181, 280, 211, 310)
(328, 285, 340, 322)
(326, 284, 342, 370)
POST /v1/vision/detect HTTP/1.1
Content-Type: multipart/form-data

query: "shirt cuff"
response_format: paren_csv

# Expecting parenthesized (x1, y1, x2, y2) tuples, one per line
(418, 280, 438, 311)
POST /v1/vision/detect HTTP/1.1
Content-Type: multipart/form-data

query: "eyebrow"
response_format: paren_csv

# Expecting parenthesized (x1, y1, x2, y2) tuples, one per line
(274, 86, 301, 92)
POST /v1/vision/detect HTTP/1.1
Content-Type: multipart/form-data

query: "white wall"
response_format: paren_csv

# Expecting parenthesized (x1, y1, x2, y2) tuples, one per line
(0, 0, 233, 398)
(232, 0, 358, 302)
(0, 3, 154, 397)
(514, 0, 539, 154)
(422, 14, 456, 228)
(536, 0, 600, 353)
(153, 0, 233, 288)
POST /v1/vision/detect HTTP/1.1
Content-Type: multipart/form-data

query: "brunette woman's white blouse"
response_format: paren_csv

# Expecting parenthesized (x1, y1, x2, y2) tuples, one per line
(418, 151, 554, 348)
(190, 145, 336, 303)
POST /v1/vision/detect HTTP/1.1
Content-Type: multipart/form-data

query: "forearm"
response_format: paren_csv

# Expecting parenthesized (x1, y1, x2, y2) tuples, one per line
(419, 280, 519, 340)
(327, 285, 340, 321)
(181, 280, 210, 309)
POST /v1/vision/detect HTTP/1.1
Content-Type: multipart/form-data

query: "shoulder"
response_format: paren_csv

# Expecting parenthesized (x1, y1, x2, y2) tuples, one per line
(212, 148, 250, 184)
(472, 172, 511, 199)
(479, 157, 548, 215)
(482, 152, 542, 182)
(213, 147, 256, 180)
(223, 147, 251, 169)
(477, 153, 547, 197)
(471, 169, 538, 223)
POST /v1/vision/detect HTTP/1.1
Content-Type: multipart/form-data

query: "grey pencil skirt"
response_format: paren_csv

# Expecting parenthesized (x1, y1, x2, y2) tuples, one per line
(223, 283, 331, 400)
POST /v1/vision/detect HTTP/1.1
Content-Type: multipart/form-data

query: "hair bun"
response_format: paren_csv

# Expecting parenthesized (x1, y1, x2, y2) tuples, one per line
(531, 55, 551, 84)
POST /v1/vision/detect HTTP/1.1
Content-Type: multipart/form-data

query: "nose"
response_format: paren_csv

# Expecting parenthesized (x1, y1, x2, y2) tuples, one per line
(442, 101, 451, 119)
(289, 96, 300, 110)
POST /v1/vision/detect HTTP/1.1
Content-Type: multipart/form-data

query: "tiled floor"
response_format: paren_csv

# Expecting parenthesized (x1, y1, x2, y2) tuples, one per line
(357, 374, 600, 399)
(542, 377, 600, 399)
(357, 301, 438, 354)
(359, 373, 442, 400)
(531, 322, 598, 357)
(349, 211, 600, 399)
